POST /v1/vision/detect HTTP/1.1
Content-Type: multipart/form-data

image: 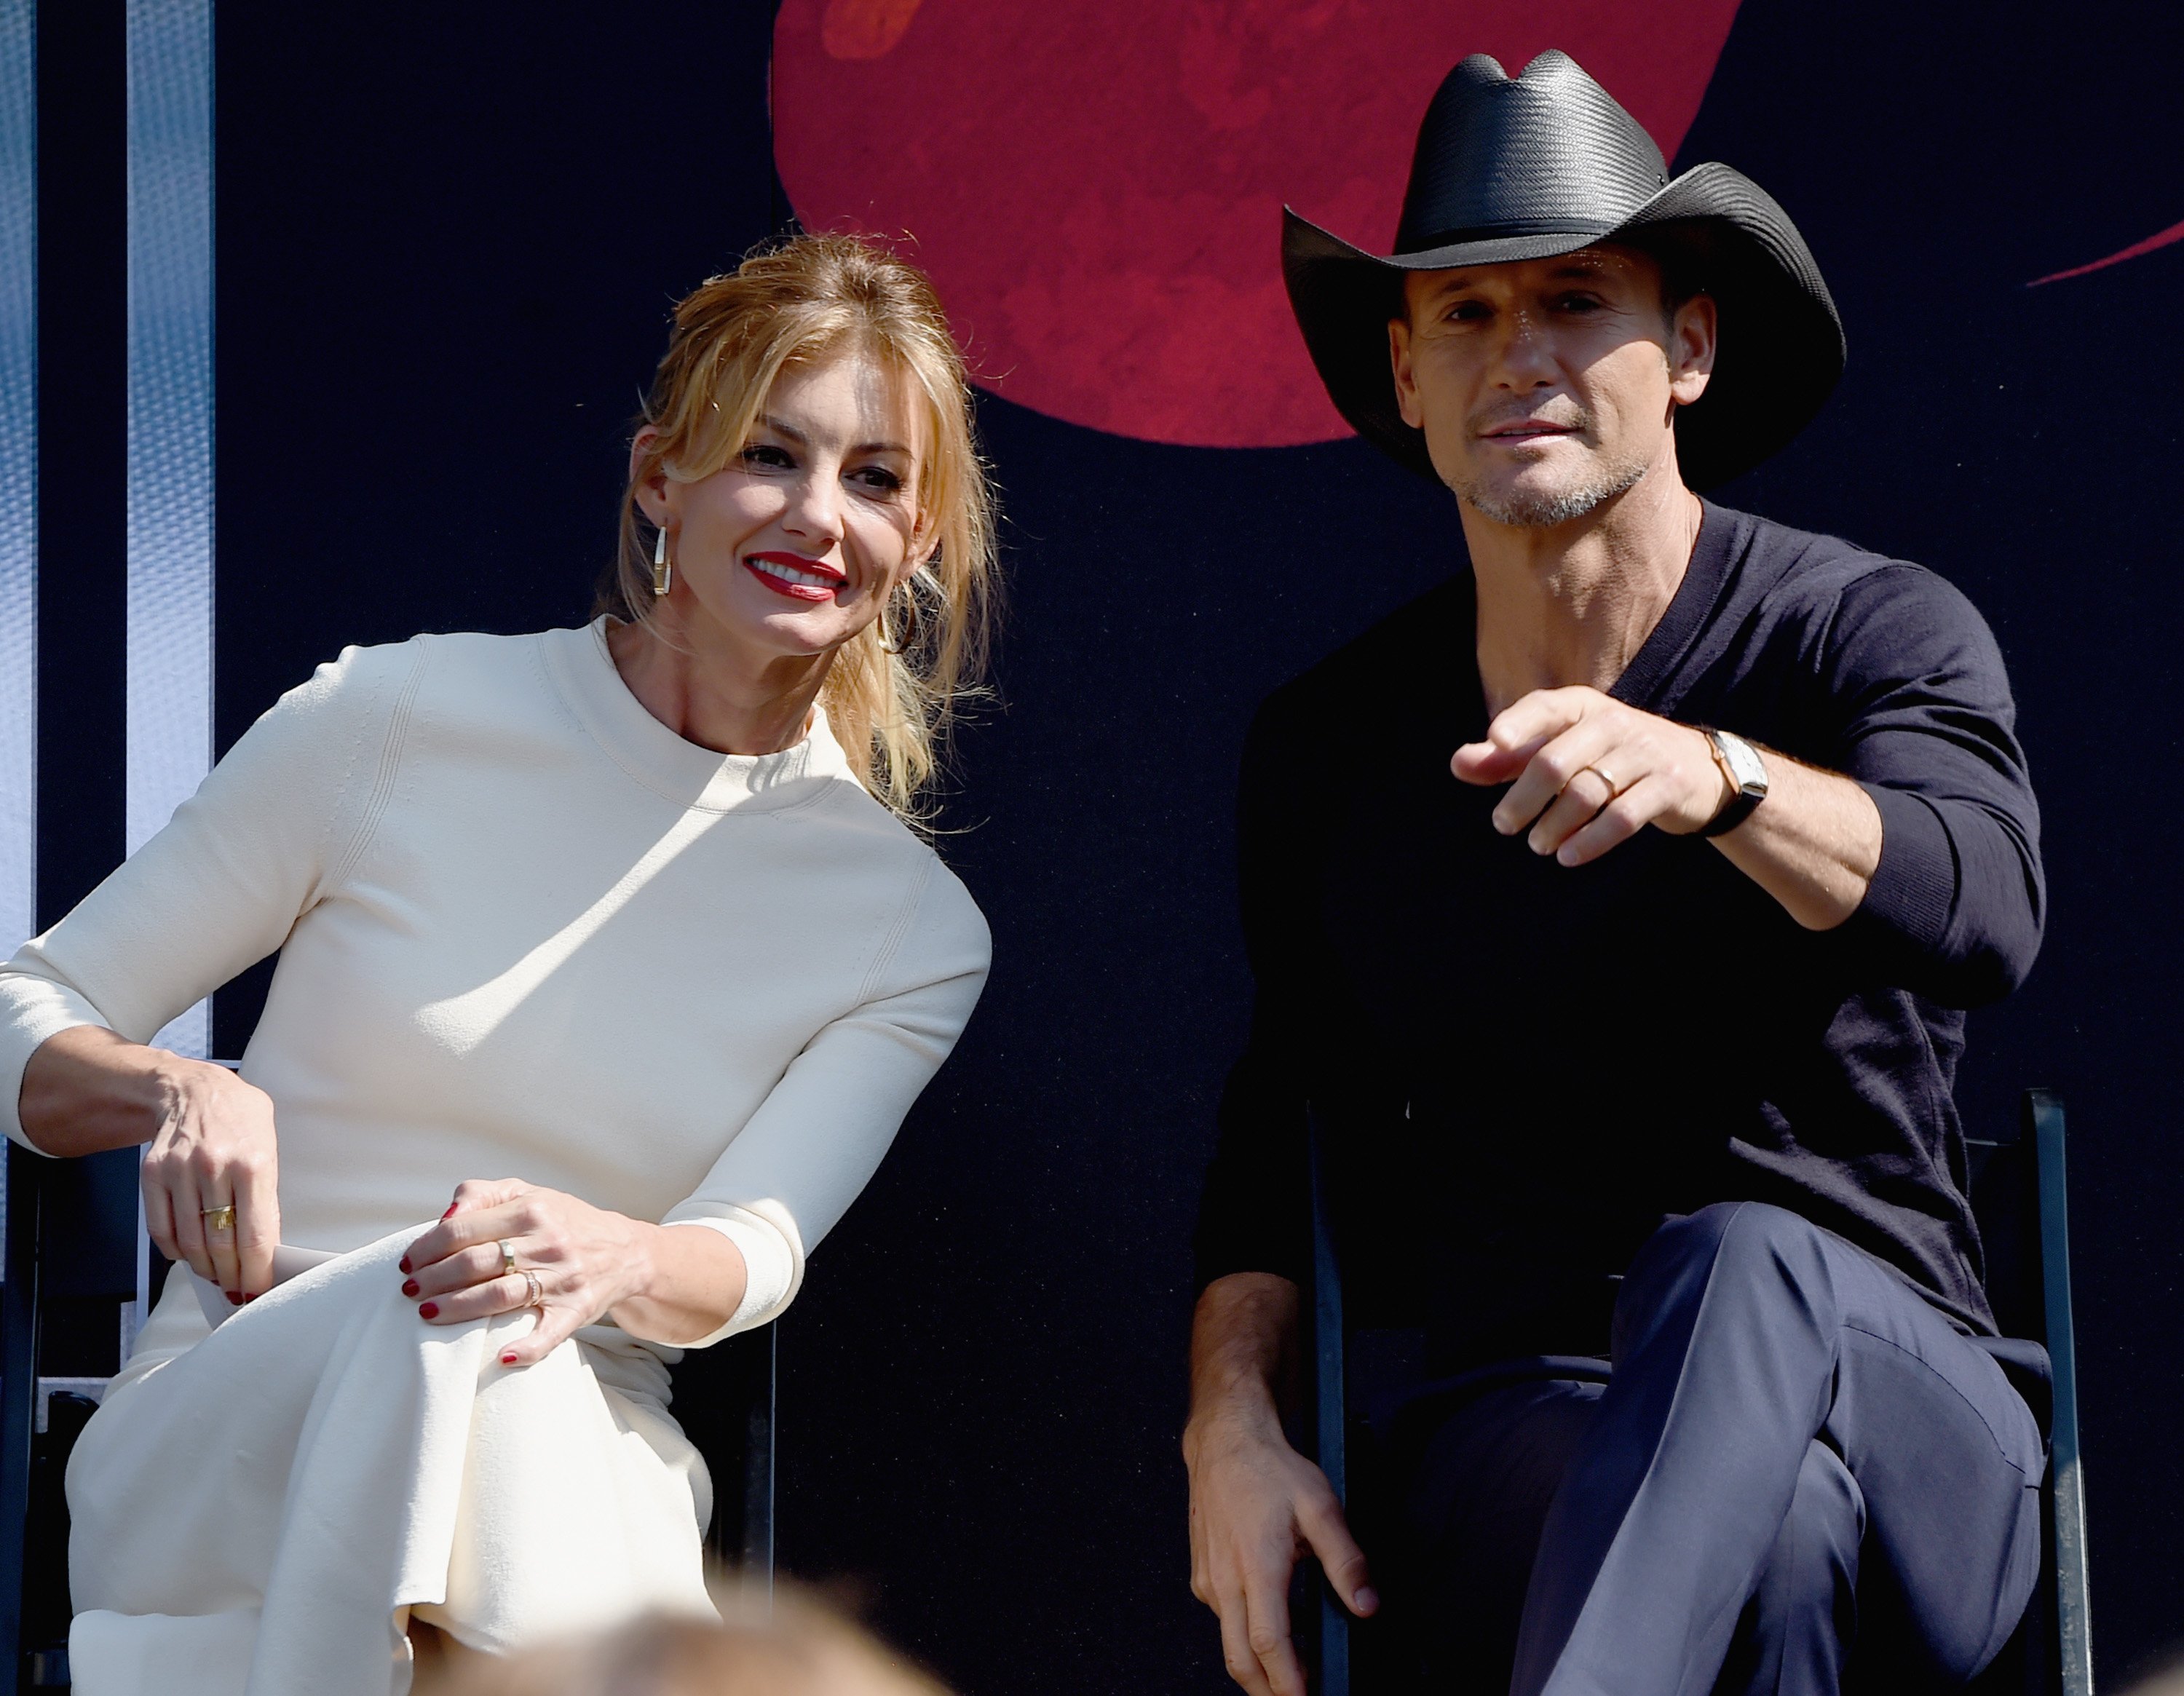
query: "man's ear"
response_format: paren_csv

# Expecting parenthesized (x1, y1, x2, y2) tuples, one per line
(1390, 317, 1424, 429)
(1669, 294, 1717, 408)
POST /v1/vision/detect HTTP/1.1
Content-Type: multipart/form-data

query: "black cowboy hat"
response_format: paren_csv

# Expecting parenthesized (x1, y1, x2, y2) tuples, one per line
(1283, 50, 1845, 491)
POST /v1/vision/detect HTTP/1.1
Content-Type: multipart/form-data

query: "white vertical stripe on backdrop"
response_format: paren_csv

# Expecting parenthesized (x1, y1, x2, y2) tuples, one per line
(129, 0, 214, 1339)
(127, 0, 213, 1063)
(0, 1, 34, 967)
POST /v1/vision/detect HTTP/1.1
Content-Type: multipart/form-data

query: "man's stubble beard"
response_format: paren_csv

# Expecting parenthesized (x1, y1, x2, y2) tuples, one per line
(1447, 443, 1654, 528)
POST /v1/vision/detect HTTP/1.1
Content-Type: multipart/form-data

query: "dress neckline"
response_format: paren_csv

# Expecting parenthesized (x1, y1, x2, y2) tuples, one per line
(538, 618, 861, 813)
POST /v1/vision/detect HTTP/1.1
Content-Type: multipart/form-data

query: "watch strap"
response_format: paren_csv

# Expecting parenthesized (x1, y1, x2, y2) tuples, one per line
(1700, 786, 1764, 838)
(1698, 728, 1768, 838)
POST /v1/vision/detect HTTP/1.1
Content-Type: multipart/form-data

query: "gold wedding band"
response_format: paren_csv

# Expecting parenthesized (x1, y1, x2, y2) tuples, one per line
(1581, 764, 1620, 796)
(499, 1238, 518, 1276)
(200, 1205, 236, 1233)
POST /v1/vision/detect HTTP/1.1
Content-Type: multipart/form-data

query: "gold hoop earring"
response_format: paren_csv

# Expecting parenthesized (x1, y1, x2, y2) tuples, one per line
(878, 581, 920, 656)
(651, 527, 671, 598)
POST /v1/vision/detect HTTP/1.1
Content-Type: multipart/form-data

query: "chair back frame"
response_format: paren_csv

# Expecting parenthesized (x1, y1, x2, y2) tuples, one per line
(1304, 1090, 2090, 1696)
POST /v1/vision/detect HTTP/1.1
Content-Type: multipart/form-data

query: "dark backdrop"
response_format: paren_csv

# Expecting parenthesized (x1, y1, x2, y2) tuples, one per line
(33, 1, 2184, 1689)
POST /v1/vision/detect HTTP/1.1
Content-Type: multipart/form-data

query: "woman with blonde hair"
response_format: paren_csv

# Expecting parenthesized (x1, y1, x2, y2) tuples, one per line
(0, 231, 997, 1695)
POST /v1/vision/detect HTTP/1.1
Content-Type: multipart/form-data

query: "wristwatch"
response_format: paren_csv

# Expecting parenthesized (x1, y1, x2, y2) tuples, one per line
(1699, 728, 1769, 837)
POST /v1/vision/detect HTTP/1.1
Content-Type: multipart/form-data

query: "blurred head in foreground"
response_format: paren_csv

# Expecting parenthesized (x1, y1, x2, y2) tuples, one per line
(419, 1587, 952, 1696)
(2124, 1659, 2184, 1696)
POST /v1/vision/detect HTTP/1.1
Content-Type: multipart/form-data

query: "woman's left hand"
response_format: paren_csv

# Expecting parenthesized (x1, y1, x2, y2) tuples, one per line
(399, 1178, 647, 1366)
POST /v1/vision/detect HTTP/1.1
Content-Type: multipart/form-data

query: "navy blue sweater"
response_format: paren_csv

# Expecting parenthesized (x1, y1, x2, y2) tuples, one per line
(1192, 502, 2043, 1366)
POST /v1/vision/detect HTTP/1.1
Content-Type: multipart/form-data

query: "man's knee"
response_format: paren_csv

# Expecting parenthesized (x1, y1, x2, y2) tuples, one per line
(1614, 1202, 1838, 1363)
(1626, 1202, 1835, 1299)
(1661, 1201, 1833, 1267)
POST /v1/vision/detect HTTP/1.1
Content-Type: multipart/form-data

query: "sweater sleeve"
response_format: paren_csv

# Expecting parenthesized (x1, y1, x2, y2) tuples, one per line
(1822, 566, 2044, 1007)
(1192, 696, 1317, 1296)
(659, 855, 991, 1344)
(0, 640, 422, 1149)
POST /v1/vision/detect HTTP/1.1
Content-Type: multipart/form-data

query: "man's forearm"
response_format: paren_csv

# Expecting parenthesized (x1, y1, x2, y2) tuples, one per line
(1710, 748, 1882, 932)
(1452, 686, 1884, 932)
(1187, 1272, 1301, 1438)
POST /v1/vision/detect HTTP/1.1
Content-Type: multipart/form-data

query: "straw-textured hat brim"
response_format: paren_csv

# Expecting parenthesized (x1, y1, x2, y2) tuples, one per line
(1283, 161, 1845, 491)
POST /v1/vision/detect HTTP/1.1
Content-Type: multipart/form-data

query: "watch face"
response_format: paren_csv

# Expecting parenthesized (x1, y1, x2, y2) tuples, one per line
(1717, 732, 1768, 793)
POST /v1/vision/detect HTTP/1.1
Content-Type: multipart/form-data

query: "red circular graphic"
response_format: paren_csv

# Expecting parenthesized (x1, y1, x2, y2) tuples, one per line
(775, 1, 1742, 448)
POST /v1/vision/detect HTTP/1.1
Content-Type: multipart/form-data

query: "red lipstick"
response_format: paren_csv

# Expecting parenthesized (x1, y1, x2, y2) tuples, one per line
(743, 550, 845, 603)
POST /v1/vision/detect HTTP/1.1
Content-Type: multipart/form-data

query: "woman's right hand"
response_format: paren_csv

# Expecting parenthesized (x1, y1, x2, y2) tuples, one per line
(20, 1026, 282, 1301)
(141, 1057, 282, 1301)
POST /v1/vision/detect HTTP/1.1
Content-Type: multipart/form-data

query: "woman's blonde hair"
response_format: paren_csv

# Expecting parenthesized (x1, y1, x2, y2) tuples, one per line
(604, 233, 997, 820)
(417, 1587, 954, 1696)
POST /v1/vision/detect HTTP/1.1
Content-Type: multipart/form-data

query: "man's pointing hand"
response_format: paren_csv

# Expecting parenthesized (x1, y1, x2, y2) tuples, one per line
(1452, 686, 1733, 865)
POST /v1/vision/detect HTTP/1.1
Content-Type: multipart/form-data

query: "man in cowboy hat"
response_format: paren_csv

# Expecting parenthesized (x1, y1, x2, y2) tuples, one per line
(1184, 49, 2047, 1696)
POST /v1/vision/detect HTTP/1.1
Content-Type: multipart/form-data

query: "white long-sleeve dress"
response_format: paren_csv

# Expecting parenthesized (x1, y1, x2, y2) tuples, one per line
(0, 620, 992, 1696)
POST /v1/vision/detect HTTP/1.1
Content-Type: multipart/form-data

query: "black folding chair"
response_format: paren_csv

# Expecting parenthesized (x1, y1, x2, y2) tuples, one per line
(679, 1318, 780, 1591)
(0, 1120, 780, 1692)
(1305, 1089, 2092, 1696)
(0, 1140, 141, 1690)
(1305, 1120, 1353, 1696)
(1961, 1090, 2094, 1696)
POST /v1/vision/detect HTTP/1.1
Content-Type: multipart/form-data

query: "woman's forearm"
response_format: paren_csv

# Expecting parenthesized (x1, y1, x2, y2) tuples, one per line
(22, 1024, 283, 1293)
(17, 1024, 180, 1157)
(609, 1221, 751, 1347)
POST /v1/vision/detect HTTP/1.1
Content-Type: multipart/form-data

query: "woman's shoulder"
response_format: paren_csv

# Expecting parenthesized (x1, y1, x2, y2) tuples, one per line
(791, 774, 992, 969)
(213, 630, 603, 824)
(233, 631, 436, 764)
(266, 625, 589, 732)
(820, 781, 987, 896)
(308, 625, 572, 691)
(875, 844, 993, 987)
(916, 849, 991, 959)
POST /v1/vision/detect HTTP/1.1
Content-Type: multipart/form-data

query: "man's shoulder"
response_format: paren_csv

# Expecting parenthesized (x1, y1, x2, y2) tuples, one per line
(1722, 504, 1974, 625)
(1699, 505, 2009, 709)
(1253, 575, 1473, 740)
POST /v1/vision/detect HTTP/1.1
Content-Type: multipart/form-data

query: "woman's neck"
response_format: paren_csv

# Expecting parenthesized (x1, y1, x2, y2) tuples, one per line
(604, 605, 826, 756)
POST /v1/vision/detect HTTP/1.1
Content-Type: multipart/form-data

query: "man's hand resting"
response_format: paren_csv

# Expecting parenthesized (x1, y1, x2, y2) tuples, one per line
(1186, 1273, 1378, 1696)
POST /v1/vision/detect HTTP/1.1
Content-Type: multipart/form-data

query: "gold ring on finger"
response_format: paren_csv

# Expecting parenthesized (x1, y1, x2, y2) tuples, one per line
(521, 1269, 542, 1310)
(499, 1238, 518, 1277)
(1580, 764, 1621, 796)
(200, 1204, 236, 1233)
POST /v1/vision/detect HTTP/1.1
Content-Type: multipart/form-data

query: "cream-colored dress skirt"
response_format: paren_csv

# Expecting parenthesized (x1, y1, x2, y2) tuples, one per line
(64, 1227, 716, 1696)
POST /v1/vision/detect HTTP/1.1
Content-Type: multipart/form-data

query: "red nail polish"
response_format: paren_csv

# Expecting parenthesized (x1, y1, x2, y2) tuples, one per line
(418, 1301, 439, 1319)
(441, 1205, 459, 1220)
(224, 1291, 241, 1304)
(398, 1256, 412, 1274)
(401, 1279, 419, 1297)
(500, 1352, 518, 1366)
